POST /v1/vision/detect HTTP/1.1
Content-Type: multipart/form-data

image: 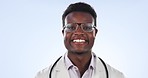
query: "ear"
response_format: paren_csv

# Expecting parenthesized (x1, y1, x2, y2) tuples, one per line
(62, 29, 64, 36)
(95, 28, 98, 36)
(93, 28, 98, 38)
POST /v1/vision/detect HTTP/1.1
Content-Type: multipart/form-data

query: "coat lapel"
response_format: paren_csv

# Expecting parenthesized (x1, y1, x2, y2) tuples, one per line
(92, 57, 107, 78)
(53, 56, 70, 78)
(51, 54, 107, 78)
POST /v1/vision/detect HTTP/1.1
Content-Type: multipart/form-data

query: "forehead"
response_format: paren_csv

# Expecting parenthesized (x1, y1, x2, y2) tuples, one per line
(65, 12, 94, 24)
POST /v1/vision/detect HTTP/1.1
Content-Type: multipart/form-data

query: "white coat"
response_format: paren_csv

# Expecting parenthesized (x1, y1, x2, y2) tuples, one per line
(35, 55, 125, 78)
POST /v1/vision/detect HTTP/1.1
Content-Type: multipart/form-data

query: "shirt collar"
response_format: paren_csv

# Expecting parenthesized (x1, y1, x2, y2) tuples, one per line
(64, 53, 73, 70)
(64, 52, 96, 70)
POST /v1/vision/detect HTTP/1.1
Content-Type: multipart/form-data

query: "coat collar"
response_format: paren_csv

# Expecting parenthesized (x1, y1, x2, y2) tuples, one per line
(92, 55, 107, 78)
(52, 56, 70, 78)
(52, 53, 107, 78)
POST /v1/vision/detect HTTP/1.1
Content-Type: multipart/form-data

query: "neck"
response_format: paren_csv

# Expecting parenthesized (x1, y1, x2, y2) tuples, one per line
(67, 51, 92, 76)
(68, 51, 92, 62)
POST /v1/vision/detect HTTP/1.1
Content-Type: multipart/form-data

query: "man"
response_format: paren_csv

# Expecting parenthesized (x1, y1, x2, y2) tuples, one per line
(35, 2, 125, 78)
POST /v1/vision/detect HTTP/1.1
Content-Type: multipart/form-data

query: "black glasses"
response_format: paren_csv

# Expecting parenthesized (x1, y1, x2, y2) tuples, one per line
(63, 23, 96, 32)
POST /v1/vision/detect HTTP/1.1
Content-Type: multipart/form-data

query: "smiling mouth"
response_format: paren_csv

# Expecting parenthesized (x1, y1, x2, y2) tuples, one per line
(73, 39, 85, 42)
(71, 39, 89, 43)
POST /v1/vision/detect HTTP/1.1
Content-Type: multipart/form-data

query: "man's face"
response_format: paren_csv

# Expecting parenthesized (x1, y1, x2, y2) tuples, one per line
(62, 12, 97, 54)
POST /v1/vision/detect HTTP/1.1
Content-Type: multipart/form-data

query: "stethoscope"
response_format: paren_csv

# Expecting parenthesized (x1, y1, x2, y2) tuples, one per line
(49, 56, 109, 78)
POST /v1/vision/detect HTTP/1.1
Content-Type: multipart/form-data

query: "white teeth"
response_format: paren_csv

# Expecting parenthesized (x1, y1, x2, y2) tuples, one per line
(73, 39, 85, 42)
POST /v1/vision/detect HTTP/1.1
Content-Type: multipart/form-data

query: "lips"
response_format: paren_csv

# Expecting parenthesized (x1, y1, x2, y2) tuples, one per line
(73, 39, 86, 43)
(70, 34, 89, 47)
(71, 38, 88, 44)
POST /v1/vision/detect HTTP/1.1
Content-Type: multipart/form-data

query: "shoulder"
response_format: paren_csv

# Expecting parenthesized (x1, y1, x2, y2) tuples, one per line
(35, 65, 52, 78)
(106, 64, 125, 78)
(95, 55, 125, 78)
(34, 56, 64, 78)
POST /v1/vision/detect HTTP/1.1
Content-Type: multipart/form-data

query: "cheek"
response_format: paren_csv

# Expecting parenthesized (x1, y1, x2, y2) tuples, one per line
(87, 33, 96, 45)
(63, 32, 71, 42)
(63, 31, 68, 40)
(88, 32, 96, 40)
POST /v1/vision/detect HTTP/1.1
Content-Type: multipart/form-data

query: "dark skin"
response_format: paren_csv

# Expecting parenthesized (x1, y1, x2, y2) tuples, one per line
(62, 12, 98, 77)
(67, 51, 92, 76)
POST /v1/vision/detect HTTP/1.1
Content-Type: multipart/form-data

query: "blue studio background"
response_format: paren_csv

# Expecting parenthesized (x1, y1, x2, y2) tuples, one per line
(0, 0, 148, 78)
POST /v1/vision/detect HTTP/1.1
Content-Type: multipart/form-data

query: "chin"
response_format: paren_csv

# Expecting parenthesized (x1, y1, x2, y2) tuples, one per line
(70, 50, 90, 54)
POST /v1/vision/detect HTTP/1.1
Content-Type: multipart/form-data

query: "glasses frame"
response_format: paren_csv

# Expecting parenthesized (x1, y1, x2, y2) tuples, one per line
(63, 23, 96, 32)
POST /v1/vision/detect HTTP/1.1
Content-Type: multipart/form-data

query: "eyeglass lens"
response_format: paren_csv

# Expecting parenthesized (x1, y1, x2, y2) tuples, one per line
(64, 23, 94, 32)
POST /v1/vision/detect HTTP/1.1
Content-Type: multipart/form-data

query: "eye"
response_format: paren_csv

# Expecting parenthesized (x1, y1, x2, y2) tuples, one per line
(83, 26, 92, 31)
(83, 24, 92, 31)
(66, 24, 76, 30)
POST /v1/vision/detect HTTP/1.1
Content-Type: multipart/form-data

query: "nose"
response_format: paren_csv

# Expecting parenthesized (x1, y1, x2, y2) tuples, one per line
(73, 26, 84, 35)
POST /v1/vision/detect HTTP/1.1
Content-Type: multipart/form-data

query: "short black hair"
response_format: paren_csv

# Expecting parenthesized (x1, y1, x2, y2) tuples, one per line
(62, 2, 97, 27)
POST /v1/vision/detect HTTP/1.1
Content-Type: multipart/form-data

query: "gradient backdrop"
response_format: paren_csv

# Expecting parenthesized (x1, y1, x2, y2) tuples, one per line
(0, 0, 148, 78)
